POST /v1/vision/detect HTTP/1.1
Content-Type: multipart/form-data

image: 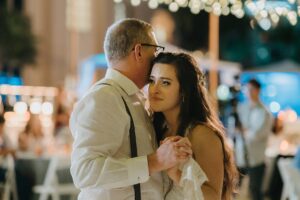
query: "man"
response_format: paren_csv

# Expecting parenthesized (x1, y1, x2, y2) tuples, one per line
(70, 18, 192, 200)
(236, 79, 273, 200)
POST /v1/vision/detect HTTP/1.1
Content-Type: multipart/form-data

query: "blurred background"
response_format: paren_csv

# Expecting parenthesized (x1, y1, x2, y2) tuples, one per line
(0, 0, 300, 199)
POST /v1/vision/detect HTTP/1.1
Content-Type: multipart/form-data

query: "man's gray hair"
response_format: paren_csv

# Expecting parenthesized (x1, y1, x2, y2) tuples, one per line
(104, 18, 153, 63)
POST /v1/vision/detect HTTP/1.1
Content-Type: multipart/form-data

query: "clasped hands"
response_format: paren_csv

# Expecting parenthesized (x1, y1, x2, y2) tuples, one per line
(159, 136, 192, 166)
(157, 136, 192, 184)
(148, 136, 192, 180)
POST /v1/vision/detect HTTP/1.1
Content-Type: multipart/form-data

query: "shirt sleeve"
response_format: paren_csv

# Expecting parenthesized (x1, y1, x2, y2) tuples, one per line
(70, 87, 150, 190)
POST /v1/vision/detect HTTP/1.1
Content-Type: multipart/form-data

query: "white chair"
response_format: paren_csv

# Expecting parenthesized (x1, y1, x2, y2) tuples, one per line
(0, 155, 18, 200)
(33, 156, 79, 200)
(277, 157, 300, 200)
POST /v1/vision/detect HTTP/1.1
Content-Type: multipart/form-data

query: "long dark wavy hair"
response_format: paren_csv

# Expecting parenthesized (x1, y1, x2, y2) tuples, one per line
(151, 52, 238, 200)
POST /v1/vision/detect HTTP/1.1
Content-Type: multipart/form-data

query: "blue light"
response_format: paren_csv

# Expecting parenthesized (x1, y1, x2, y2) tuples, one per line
(240, 72, 300, 116)
(77, 53, 108, 97)
(8, 76, 23, 85)
(0, 75, 23, 85)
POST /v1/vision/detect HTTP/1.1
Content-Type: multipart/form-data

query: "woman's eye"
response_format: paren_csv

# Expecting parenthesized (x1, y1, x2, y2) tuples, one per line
(162, 80, 170, 86)
(148, 79, 154, 84)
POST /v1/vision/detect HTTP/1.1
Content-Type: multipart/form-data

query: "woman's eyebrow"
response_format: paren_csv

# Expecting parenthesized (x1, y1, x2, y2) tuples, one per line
(160, 77, 172, 81)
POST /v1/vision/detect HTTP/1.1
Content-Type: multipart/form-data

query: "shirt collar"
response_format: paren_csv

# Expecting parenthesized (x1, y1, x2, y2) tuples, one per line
(104, 68, 139, 96)
(249, 100, 262, 108)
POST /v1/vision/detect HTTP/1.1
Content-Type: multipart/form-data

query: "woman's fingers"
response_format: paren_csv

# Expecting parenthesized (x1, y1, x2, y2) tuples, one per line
(175, 137, 192, 148)
(161, 136, 191, 147)
(176, 145, 193, 156)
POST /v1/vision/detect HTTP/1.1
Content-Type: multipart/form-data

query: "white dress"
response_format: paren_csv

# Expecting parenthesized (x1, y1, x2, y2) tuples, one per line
(165, 158, 208, 200)
(165, 126, 208, 200)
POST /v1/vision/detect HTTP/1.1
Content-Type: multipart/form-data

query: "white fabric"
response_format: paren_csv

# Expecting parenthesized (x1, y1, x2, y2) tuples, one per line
(166, 124, 208, 200)
(70, 68, 163, 200)
(278, 158, 300, 200)
(236, 101, 273, 167)
(165, 158, 208, 200)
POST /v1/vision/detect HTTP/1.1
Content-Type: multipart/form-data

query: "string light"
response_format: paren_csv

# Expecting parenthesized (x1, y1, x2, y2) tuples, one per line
(130, 0, 141, 6)
(245, 0, 300, 30)
(114, 0, 245, 18)
(114, 0, 300, 28)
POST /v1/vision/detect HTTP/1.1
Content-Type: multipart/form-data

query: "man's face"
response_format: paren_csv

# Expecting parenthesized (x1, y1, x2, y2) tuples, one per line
(247, 83, 260, 102)
(139, 31, 161, 85)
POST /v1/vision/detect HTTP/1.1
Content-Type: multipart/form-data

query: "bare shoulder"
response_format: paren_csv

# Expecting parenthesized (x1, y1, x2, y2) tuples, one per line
(188, 124, 225, 198)
(188, 124, 222, 148)
(187, 124, 224, 164)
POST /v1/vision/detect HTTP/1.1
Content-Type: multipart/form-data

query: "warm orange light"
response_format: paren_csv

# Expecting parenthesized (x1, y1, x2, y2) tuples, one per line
(286, 109, 298, 122)
(279, 140, 289, 152)
(277, 109, 298, 123)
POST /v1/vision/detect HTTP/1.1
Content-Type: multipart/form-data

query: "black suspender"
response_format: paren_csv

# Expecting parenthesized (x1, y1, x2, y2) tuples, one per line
(121, 97, 141, 200)
(99, 82, 141, 200)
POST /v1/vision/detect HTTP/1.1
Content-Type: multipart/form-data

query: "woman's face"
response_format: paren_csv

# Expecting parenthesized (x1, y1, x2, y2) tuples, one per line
(148, 63, 181, 113)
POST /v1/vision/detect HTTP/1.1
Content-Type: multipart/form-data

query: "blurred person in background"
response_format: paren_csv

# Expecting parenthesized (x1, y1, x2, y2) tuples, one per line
(52, 85, 75, 153)
(0, 115, 15, 184)
(18, 115, 45, 156)
(70, 18, 192, 200)
(54, 100, 73, 153)
(235, 79, 273, 200)
(149, 52, 238, 200)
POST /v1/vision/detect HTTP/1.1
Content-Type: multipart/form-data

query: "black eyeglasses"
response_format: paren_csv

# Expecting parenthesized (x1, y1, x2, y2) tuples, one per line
(141, 43, 165, 53)
(132, 43, 165, 56)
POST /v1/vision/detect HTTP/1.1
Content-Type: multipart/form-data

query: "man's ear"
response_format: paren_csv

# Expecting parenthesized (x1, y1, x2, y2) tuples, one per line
(133, 44, 143, 61)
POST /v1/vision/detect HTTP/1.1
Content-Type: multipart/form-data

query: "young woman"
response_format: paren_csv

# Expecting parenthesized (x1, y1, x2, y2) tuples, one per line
(148, 52, 238, 200)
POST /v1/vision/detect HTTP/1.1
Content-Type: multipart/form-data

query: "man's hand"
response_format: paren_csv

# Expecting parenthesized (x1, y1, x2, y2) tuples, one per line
(148, 136, 192, 175)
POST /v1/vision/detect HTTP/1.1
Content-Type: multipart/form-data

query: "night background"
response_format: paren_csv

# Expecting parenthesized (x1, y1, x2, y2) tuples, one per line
(159, 5, 300, 68)
(1, 1, 300, 200)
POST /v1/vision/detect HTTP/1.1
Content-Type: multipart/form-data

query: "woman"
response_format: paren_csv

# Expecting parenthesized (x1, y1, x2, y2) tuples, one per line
(148, 52, 238, 200)
(18, 115, 45, 156)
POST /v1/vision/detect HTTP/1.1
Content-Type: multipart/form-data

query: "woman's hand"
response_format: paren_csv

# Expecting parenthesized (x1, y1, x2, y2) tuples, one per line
(148, 136, 192, 174)
(161, 136, 192, 185)
(166, 165, 182, 185)
(160, 136, 192, 159)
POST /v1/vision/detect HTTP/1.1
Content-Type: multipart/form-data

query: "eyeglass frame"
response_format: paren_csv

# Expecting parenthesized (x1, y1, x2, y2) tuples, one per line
(132, 43, 165, 55)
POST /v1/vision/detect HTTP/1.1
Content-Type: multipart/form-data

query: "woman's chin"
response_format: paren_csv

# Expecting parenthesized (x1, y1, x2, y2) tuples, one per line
(150, 106, 162, 113)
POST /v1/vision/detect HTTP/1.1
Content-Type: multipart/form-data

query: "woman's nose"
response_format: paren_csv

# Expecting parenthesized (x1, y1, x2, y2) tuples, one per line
(150, 83, 159, 94)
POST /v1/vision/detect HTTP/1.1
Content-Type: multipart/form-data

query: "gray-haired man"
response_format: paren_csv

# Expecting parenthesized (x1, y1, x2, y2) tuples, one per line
(70, 18, 192, 200)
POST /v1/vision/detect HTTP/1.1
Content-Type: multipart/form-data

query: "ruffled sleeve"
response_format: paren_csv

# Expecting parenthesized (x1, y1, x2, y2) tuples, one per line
(166, 158, 208, 200)
(179, 158, 208, 200)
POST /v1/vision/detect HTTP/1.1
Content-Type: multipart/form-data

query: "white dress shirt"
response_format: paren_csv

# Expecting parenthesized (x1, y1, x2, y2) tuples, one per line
(70, 68, 164, 200)
(236, 101, 273, 167)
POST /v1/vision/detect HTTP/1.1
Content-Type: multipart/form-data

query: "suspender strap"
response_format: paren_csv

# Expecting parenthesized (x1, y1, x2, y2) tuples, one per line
(121, 97, 141, 200)
(98, 82, 141, 200)
(121, 97, 138, 157)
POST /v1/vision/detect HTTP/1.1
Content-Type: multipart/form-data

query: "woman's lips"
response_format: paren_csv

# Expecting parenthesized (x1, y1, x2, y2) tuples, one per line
(150, 96, 163, 101)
